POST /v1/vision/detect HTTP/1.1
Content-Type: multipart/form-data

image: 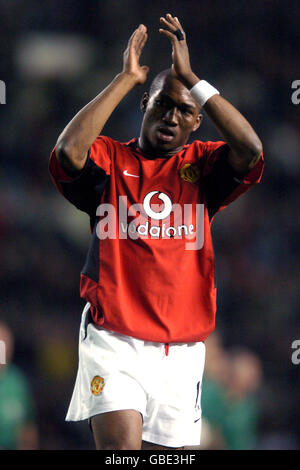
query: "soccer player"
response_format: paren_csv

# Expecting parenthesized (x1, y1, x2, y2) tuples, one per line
(49, 14, 263, 450)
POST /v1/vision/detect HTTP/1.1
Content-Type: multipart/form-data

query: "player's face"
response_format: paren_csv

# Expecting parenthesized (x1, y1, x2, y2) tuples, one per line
(139, 76, 202, 157)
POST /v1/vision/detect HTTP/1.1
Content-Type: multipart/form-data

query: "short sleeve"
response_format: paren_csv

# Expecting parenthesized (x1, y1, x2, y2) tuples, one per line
(49, 136, 111, 217)
(201, 140, 264, 219)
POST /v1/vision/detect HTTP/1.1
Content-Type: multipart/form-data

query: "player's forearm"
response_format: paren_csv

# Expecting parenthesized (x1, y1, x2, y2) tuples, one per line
(203, 94, 263, 172)
(182, 73, 262, 173)
(56, 72, 137, 172)
(182, 73, 262, 172)
(159, 14, 262, 173)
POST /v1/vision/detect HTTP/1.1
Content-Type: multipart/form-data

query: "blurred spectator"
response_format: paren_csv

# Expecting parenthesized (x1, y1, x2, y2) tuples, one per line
(200, 332, 230, 449)
(201, 332, 262, 450)
(0, 322, 38, 449)
(221, 348, 262, 450)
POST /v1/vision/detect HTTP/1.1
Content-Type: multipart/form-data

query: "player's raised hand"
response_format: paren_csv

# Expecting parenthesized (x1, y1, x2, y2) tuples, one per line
(159, 14, 197, 88)
(123, 24, 149, 85)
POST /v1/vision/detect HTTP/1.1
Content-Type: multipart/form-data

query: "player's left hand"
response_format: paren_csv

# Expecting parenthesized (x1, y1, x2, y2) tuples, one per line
(159, 14, 195, 86)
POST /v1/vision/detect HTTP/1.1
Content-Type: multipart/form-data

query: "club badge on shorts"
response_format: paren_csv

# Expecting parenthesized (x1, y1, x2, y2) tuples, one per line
(179, 163, 200, 184)
(90, 375, 105, 396)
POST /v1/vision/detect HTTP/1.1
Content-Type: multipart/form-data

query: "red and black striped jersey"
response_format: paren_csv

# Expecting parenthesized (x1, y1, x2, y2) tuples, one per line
(49, 136, 264, 343)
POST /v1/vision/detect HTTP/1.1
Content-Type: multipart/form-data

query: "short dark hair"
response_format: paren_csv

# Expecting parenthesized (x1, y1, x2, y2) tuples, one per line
(148, 69, 202, 113)
(148, 69, 172, 97)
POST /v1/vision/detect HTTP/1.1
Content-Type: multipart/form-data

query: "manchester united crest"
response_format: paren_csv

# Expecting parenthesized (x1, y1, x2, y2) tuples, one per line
(179, 163, 200, 184)
(90, 375, 105, 396)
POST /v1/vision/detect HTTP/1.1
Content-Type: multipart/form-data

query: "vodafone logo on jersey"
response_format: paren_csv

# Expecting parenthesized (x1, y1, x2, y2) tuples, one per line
(135, 190, 199, 242)
(96, 190, 204, 250)
(143, 191, 172, 220)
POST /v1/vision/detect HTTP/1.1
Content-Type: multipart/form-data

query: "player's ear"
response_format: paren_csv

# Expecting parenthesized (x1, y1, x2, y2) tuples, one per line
(192, 113, 203, 132)
(140, 92, 149, 113)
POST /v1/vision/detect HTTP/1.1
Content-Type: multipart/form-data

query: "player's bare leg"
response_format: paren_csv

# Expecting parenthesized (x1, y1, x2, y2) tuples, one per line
(90, 410, 143, 450)
(142, 441, 184, 450)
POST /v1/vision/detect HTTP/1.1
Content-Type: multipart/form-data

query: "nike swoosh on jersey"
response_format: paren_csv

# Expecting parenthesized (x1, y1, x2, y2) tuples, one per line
(123, 170, 140, 178)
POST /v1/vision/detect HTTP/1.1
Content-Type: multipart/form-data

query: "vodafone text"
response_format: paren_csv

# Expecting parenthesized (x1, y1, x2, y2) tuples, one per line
(96, 193, 204, 250)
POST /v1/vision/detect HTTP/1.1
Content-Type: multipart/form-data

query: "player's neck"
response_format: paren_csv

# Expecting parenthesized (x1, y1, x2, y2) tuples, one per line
(137, 136, 184, 158)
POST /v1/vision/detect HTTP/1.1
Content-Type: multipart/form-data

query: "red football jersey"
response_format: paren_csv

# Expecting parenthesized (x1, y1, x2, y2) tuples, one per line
(49, 136, 263, 343)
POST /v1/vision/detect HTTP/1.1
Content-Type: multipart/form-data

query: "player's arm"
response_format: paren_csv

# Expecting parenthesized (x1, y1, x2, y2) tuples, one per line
(55, 25, 149, 175)
(159, 14, 262, 176)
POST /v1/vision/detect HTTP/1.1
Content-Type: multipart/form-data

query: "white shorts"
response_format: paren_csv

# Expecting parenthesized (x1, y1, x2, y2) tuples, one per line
(66, 303, 206, 448)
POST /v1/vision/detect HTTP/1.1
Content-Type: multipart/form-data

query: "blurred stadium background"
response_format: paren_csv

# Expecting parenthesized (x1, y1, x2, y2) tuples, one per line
(0, 0, 299, 450)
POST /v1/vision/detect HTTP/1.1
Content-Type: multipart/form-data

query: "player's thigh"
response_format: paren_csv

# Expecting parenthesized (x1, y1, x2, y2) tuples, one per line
(91, 409, 143, 450)
(142, 440, 184, 450)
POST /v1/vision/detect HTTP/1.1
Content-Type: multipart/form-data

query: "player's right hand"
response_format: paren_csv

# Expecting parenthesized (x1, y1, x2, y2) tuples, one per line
(122, 24, 149, 85)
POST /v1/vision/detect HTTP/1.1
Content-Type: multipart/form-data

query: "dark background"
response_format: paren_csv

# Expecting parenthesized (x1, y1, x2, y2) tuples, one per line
(0, 0, 299, 449)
